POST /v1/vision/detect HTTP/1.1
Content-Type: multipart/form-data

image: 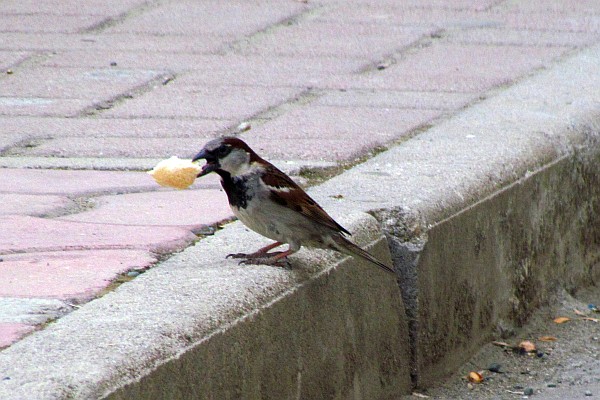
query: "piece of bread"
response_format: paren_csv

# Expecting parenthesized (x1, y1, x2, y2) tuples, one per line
(148, 156, 202, 189)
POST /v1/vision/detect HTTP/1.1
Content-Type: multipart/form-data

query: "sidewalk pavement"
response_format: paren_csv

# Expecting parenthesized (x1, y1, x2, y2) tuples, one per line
(0, 0, 599, 389)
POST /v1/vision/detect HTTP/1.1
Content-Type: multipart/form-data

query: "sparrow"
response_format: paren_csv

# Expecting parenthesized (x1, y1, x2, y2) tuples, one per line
(192, 137, 394, 274)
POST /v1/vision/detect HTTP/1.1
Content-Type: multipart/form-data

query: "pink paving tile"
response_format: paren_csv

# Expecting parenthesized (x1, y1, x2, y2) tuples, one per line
(0, 0, 150, 15)
(240, 21, 434, 59)
(314, 89, 476, 110)
(314, 5, 498, 27)
(346, 43, 569, 92)
(0, 323, 34, 348)
(0, 51, 32, 70)
(0, 169, 156, 195)
(11, 137, 213, 159)
(500, 0, 600, 14)
(42, 52, 366, 80)
(0, 14, 106, 34)
(0, 215, 197, 254)
(60, 189, 233, 231)
(496, 11, 600, 33)
(0, 250, 157, 300)
(447, 27, 599, 47)
(106, 0, 307, 37)
(105, 84, 303, 120)
(240, 106, 440, 161)
(0, 97, 91, 117)
(0, 66, 168, 100)
(0, 32, 226, 53)
(0, 194, 74, 217)
(0, 116, 232, 138)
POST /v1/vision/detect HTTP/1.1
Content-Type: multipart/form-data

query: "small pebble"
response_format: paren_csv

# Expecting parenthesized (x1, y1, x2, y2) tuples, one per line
(536, 351, 545, 358)
(585, 390, 593, 397)
(237, 122, 251, 132)
(488, 363, 503, 373)
(127, 271, 141, 278)
(524, 388, 534, 396)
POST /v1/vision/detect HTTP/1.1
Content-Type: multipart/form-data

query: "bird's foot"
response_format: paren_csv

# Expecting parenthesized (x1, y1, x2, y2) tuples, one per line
(226, 242, 284, 260)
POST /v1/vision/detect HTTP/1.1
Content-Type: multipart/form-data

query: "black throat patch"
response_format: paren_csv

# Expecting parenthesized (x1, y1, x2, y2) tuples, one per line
(217, 170, 253, 209)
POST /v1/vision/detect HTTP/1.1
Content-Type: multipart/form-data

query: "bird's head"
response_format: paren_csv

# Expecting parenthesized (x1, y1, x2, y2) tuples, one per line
(193, 137, 261, 177)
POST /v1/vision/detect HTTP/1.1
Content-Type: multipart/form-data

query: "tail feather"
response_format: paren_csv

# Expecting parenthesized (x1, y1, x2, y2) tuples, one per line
(332, 234, 395, 274)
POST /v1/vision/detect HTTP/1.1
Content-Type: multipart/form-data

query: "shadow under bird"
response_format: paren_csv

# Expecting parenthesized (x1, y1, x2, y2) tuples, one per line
(192, 137, 395, 274)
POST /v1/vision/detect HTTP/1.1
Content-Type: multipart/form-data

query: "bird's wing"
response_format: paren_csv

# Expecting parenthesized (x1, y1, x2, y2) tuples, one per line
(261, 164, 351, 236)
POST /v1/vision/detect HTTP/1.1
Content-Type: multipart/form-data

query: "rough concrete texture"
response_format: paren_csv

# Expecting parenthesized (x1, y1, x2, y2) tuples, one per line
(308, 44, 600, 388)
(0, 214, 411, 399)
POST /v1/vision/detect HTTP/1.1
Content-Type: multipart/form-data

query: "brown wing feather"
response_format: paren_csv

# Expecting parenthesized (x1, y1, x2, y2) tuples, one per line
(261, 164, 351, 236)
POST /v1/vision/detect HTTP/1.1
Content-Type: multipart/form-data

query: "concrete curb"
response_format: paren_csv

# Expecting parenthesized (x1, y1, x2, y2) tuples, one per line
(1, 43, 599, 400)
(0, 213, 411, 399)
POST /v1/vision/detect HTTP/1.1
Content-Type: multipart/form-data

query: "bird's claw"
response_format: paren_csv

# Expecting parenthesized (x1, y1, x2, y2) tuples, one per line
(226, 253, 248, 259)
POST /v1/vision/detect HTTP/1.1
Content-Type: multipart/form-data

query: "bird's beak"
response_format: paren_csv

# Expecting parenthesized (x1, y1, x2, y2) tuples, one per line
(192, 149, 218, 177)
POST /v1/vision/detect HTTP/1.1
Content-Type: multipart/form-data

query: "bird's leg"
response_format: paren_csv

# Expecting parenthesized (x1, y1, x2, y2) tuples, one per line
(226, 241, 283, 259)
(238, 247, 297, 267)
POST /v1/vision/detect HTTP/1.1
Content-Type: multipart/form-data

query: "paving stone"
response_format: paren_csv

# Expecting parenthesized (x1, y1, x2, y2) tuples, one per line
(0, 194, 74, 216)
(105, 0, 307, 37)
(0, 14, 107, 34)
(314, 5, 499, 28)
(0, 66, 168, 100)
(60, 189, 232, 231)
(0, 0, 148, 15)
(0, 32, 226, 53)
(345, 43, 569, 92)
(0, 215, 197, 254)
(0, 51, 31, 70)
(238, 21, 434, 59)
(496, 11, 600, 33)
(0, 323, 34, 348)
(0, 116, 232, 138)
(105, 84, 303, 120)
(315, 89, 477, 110)
(447, 27, 599, 47)
(240, 106, 441, 161)
(328, 0, 498, 10)
(0, 134, 27, 152)
(0, 97, 91, 117)
(0, 298, 68, 325)
(9, 137, 213, 159)
(0, 250, 157, 300)
(0, 168, 157, 195)
(43, 51, 368, 86)
(500, 0, 600, 14)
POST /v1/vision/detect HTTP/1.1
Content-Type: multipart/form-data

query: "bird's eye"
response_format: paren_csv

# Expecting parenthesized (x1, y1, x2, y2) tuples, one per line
(217, 146, 230, 156)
